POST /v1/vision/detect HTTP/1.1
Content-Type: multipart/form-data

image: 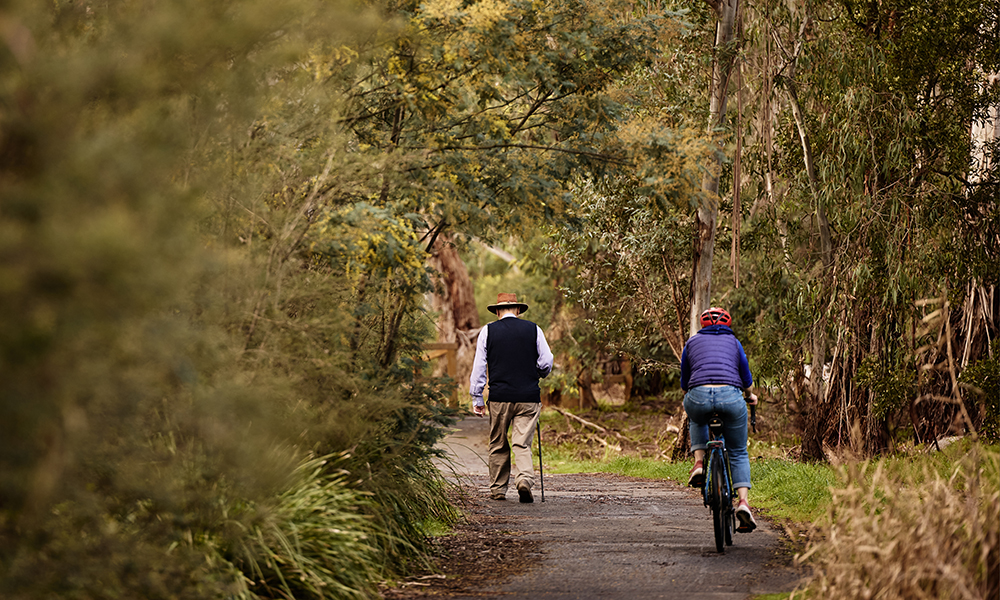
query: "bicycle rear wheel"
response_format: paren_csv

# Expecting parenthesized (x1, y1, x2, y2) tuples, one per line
(724, 453, 734, 546)
(710, 451, 727, 553)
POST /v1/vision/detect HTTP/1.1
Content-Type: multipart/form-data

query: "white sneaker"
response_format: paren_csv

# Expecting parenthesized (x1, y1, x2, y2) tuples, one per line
(736, 501, 757, 532)
(687, 461, 705, 488)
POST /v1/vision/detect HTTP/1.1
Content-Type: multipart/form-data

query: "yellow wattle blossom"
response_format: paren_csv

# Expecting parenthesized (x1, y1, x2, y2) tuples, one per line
(419, 0, 463, 21)
(464, 0, 509, 29)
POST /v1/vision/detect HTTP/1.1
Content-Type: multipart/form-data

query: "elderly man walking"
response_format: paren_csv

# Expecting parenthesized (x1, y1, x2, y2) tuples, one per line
(470, 293, 554, 502)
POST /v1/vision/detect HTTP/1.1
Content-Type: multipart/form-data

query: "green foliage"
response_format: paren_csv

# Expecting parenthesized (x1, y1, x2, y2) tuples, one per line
(750, 459, 836, 524)
(0, 0, 323, 596)
(539, 175, 700, 398)
(465, 234, 558, 331)
(218, 240, 460, 573)
(855, 354, 913, 422)
(329, 0, 690, 244)
(729, 0, 1000, 454)
(0, 0, 461, 596)
(960, 342, 1000, 442)
(225, 455, 380, 600)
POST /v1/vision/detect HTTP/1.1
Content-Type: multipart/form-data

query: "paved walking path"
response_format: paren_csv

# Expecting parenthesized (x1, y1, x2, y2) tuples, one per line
(433, 416, 805, 600)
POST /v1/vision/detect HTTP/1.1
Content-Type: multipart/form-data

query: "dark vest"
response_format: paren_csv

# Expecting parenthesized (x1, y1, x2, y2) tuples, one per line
(486, 317, 541, 403)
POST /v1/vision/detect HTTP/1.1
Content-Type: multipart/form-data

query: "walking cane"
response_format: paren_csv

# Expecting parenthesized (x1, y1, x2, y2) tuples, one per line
(536, 419, 545, 502)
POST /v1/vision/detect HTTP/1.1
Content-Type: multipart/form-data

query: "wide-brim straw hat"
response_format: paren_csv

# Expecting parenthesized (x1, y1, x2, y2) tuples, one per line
(487, 292, 529, 315)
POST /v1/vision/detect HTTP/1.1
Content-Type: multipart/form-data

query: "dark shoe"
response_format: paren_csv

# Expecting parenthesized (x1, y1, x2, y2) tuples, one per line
(516, 481, 533, 503)
(688, 461, 705, 488)
(490, 492, 506, 501)
(736, 501, 757, 532)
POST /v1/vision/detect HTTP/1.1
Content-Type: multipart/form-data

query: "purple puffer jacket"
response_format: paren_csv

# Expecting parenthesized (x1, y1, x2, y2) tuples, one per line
(680, 325, 753, 391)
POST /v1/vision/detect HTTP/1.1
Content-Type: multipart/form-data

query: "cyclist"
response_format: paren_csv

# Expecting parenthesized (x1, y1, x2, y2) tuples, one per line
(680, 307, 759, 532)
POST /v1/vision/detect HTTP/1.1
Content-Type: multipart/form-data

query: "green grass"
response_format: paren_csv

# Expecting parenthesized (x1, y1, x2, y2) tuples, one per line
(877, 439, 1000, 487)
(538, 449, 836, 525)
(751, 459, 837, 523)
(417, 518, 453, 537)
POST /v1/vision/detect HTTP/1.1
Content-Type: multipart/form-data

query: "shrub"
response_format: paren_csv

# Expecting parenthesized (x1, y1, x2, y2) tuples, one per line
(795, 447, 999, 599)
(224, 455, 380, 600)
(960, 342, 1000, 442)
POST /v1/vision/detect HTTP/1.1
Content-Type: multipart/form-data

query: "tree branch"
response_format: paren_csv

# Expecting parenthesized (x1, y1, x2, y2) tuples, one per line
(423, 219, 449, 253)
(413, 142, 630, 165)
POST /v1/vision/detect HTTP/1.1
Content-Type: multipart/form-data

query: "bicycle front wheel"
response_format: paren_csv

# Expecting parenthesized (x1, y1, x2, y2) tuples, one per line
(725, 507, 734, 546)
(710, 452, 728, 553)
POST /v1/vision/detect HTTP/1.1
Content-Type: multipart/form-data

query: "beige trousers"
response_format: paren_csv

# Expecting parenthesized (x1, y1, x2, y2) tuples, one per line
(487, 401, 541, 495)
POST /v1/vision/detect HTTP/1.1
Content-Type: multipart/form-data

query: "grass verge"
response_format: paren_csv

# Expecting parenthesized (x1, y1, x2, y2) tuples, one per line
(539, 435, 837, 526)
(793, 443, 999, 600)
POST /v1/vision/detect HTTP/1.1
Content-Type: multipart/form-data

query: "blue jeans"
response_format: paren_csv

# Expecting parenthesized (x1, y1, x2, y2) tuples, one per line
(683, 385, 751, 490)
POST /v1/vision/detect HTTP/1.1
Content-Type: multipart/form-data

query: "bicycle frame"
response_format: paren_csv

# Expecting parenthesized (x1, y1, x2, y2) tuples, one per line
(703, 414, 735, 552)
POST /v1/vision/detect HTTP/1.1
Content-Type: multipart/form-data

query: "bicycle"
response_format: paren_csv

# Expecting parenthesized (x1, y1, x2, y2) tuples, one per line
(701, 402, 756, 553)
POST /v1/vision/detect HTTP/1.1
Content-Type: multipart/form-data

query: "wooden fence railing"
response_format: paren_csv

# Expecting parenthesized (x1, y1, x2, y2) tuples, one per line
(420, 342, 459, 407)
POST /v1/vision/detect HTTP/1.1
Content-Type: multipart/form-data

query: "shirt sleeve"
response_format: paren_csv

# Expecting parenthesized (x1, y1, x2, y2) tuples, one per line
(735, 338, 753, 389)
(679, 344, 690, 391)
(536, 326, 553, 377)
(469, 325, 489, 407)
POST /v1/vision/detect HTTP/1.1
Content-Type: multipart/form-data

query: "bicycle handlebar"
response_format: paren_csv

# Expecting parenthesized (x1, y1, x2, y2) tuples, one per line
(744, 393, 758, 433)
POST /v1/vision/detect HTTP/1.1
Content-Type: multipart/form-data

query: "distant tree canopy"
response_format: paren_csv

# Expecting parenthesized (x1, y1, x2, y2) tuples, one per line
(250, 0, 705, 251)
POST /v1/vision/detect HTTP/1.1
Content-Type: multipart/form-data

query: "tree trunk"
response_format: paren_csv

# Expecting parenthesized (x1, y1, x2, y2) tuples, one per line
(970, 72, 999, 185)
(690, 0, 740, 337)
(576, 365, 598, 410)
(776, 15, 836, 460)
(674, 0, 740, 461)
(428, 236, 481, 400)
(671, 415, 691, 461)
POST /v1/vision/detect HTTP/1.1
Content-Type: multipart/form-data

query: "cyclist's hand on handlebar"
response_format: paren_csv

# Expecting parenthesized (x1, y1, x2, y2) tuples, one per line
(745, 393, 759, 405)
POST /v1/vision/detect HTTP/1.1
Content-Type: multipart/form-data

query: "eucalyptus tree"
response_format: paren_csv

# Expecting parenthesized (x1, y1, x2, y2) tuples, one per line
(736, 0, 999, 455)
(691, 0, 743, 335)
(536, 0, 996, 459)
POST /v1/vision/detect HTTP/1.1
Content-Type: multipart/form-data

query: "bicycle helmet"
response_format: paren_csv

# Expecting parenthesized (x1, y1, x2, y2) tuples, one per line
(700, 307, 732, 327)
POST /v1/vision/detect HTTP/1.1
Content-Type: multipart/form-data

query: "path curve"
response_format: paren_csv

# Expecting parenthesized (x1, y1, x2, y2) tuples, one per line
(431, 416, 804, 600)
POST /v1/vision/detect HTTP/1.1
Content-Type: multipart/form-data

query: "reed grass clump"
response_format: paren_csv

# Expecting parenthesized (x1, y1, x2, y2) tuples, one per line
(795, 448, 999, 599)
(228, 455, 380, 600)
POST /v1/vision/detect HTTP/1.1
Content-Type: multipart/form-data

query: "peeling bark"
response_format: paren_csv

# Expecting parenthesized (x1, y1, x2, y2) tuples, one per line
(428, 236, 481, 396)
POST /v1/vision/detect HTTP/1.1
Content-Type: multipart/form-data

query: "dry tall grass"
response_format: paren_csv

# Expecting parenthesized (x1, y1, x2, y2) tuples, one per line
(795, 448, 999, 599)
